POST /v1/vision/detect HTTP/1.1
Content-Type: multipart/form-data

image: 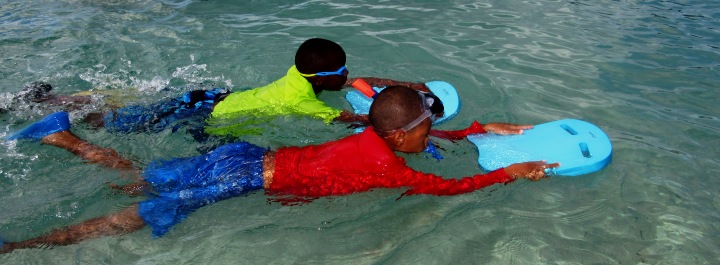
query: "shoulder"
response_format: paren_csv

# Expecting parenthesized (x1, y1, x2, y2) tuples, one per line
(357, 128, 404, 164)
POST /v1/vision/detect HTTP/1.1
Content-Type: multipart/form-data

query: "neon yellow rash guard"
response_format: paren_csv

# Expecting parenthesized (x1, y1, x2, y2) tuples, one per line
(206, 65, 343, 136)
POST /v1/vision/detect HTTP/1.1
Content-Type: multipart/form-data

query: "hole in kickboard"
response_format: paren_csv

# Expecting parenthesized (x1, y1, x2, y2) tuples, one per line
(579, 142, 591, 158)
(560, 124, 578, 135)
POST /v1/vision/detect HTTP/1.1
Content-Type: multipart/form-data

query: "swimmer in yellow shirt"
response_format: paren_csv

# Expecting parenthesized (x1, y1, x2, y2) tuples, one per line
(206, 38, 431, 136)
(6, 38, 431, 139)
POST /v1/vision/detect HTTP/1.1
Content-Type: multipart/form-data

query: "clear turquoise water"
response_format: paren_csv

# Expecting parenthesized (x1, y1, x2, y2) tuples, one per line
(1, 0, 719, 264)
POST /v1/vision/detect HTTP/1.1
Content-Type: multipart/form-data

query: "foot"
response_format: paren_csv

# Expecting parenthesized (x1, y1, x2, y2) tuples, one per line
(3, 111, 71, 141)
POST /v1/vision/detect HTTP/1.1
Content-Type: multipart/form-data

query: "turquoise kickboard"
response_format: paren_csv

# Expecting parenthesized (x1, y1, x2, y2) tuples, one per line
(467, 119, 612, 176)
(345, 81, 460, 125)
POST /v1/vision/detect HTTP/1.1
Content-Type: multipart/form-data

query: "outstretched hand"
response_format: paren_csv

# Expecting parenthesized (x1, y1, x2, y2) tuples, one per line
(482, 123, 533, 135)
(505, 161, 560, 181)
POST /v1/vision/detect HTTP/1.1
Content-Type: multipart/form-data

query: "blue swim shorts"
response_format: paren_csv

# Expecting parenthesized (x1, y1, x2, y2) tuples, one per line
(103, 88, 228, 133)
(138, 142, 267, 237)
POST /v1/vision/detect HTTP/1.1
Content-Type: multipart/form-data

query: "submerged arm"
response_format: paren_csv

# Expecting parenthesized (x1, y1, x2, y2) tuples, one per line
(332, 110, 369, 125)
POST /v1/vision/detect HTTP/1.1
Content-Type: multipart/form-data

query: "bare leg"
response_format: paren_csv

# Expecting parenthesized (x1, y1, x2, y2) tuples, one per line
(41, 131, 137, 172)
(42, 130, 145, 190)
(1, 204, 145, 254)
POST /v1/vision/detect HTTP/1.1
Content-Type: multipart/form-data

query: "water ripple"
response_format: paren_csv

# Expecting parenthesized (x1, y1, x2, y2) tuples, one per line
(1, 0, 720, 263)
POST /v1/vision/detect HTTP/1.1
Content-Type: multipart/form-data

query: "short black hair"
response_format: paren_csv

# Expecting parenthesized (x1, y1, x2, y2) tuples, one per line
(295, 38, 346, 74)
(369, 86, 424, 132)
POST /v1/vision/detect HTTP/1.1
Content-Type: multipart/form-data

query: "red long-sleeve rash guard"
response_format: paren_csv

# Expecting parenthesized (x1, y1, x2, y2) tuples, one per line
(429, 120, 487, 140)
(267, 122, 513, 199)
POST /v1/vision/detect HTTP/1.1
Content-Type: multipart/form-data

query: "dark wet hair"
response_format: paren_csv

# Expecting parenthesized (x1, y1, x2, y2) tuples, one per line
(21, 82, 53, 102)
(294, 38, 346, 74)
(369, 86, 424, 132)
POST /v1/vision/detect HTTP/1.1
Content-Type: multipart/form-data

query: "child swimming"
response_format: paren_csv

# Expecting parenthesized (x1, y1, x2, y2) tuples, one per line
(4, 38, 435, 139)
(0, 85, 557, 253)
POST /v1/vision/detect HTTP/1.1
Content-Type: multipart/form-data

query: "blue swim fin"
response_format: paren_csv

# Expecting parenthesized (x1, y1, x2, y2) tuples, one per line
(4, 111, 71, 141)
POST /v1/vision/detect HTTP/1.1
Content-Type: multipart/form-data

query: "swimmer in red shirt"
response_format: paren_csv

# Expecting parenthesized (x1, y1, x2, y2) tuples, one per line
(0, 85, 558, 253)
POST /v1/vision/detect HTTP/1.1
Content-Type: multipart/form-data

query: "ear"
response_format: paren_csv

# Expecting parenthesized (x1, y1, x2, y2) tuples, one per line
(306, 76, 323, 86)
(384, 130, 406, 149)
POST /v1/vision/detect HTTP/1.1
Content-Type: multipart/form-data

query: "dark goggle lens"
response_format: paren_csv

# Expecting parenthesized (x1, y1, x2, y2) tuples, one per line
(423, 92, 444, 115)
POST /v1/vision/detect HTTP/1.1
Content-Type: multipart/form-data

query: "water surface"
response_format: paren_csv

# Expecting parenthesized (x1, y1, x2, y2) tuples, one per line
(1, 0, 719, 264)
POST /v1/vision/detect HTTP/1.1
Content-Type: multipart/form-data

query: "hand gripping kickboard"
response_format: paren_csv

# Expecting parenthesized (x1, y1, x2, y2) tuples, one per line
(345, 81, 460, 125)
(467, 119, 612, 176)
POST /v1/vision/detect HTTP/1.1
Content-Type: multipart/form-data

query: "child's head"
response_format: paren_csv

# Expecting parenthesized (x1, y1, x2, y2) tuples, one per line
(295, 38, 348, 92)
(369, 86, 437, 153)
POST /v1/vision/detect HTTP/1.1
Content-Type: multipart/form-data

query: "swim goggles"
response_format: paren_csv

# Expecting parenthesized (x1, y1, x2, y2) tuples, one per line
(380, 91, 445, 134)
(401, 91, 445, 130)
(298, 66, 348, 77)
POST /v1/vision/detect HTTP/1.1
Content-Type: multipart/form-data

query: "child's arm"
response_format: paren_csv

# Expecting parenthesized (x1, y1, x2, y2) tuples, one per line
(333, 110, 370, 125)
(397, 160, 558, 197)
(429, 121, 486, 140)
(429, 121, 532, 140)
(482, 123, 533, 135)
(345, 77, 431, 92)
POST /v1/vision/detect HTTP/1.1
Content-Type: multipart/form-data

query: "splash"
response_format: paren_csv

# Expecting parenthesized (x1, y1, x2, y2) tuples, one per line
(78, 56, 233, 97)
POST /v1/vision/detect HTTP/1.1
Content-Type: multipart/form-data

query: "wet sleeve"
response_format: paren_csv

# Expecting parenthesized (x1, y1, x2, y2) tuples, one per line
(296, 98, 343, 123)
(392, 166, 515, 196)
(429, 121, 487, 140)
